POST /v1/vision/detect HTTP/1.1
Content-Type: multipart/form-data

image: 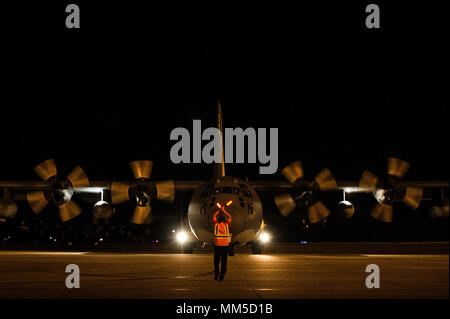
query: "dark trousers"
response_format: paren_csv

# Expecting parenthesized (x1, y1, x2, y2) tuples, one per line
(214, 245, 229, 276)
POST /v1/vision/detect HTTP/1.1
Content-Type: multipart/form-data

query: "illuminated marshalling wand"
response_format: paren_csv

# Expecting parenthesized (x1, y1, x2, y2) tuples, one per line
(215, 200, 233, 214)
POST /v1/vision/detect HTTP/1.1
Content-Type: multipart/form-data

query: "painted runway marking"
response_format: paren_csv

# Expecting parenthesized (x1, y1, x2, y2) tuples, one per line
(0, 251, 88, 256)
(255, 288, 276, 291)
(360, 254, 448, 258)
(171, 288, 190, 291)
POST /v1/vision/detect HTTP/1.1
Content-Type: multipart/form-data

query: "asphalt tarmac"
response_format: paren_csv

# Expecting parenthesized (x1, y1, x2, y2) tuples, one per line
(0, 243, 448, 299)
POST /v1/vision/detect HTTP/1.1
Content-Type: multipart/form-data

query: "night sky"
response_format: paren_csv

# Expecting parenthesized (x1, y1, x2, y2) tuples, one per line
(1, 3, 447, 240)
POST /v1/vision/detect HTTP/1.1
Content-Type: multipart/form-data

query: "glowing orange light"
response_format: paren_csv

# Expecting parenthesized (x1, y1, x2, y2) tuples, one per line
(226, 200, 233, 206)
(216, 203, 221, 208)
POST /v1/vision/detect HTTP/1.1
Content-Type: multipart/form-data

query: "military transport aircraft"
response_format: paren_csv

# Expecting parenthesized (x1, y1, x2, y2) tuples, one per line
(0, 104, 448, 254)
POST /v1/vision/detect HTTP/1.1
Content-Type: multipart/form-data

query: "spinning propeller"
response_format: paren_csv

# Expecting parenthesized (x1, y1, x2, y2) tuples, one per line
(359, 157, 423, 223)
(274, 161, 337, 224)
(111, 160, 175, 224)
(26, 159, 89, 222)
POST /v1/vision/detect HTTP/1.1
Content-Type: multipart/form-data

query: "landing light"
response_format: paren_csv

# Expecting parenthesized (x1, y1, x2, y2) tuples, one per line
(176, 231, 188, 244)
(259, 232, 270, 244)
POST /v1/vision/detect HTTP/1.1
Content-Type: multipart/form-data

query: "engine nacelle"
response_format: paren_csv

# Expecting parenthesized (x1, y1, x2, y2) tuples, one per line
(0, 199, 18, 218)
(93, 201, 113, 220)
(429, 199, 449, 218)
(335, 200, 355, 220)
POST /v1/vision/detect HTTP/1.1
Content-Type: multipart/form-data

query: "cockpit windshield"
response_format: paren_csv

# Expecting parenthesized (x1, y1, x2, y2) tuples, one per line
(202, 183, 252, 198)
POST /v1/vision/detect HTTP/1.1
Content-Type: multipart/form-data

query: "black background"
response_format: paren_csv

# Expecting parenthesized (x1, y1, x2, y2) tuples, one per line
(0, 2, 448, 240)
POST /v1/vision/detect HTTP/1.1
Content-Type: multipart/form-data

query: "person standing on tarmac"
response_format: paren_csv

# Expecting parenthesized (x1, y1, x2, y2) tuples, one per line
(213, 209, 231, 281)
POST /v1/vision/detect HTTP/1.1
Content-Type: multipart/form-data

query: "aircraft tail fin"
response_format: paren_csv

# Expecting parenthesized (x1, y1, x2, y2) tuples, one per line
(213, 101, 226, 177)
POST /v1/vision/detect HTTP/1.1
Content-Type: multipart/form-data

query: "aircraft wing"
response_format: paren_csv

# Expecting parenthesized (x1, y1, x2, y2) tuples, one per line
(72, 180, 205, 193)
(250, 179, 448, 223)
(249, 180, 448, 191)
(249, 180, 363, 191)
(0, 181, 52, 190)
(0, 179, 206, 223)
(3, 179, 447, 197)
(0, 180, 205, 199)
(249, 180, 448, 203)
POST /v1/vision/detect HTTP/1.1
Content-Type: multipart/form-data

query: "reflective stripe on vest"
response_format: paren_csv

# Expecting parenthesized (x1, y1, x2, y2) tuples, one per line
(214, 222, 230, 246)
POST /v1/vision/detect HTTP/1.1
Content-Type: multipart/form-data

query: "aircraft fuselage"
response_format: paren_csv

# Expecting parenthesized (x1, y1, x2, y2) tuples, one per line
(187, 176, 263, 245)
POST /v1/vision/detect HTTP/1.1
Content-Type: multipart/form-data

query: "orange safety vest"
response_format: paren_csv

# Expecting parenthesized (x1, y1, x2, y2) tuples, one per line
(214, 222, 230, 246)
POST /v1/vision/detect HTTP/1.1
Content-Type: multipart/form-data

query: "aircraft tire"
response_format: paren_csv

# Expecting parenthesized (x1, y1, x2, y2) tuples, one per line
(182, 243, 193, 254)
(228, 245, 235, 256)
(251, 243, 262, 254)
